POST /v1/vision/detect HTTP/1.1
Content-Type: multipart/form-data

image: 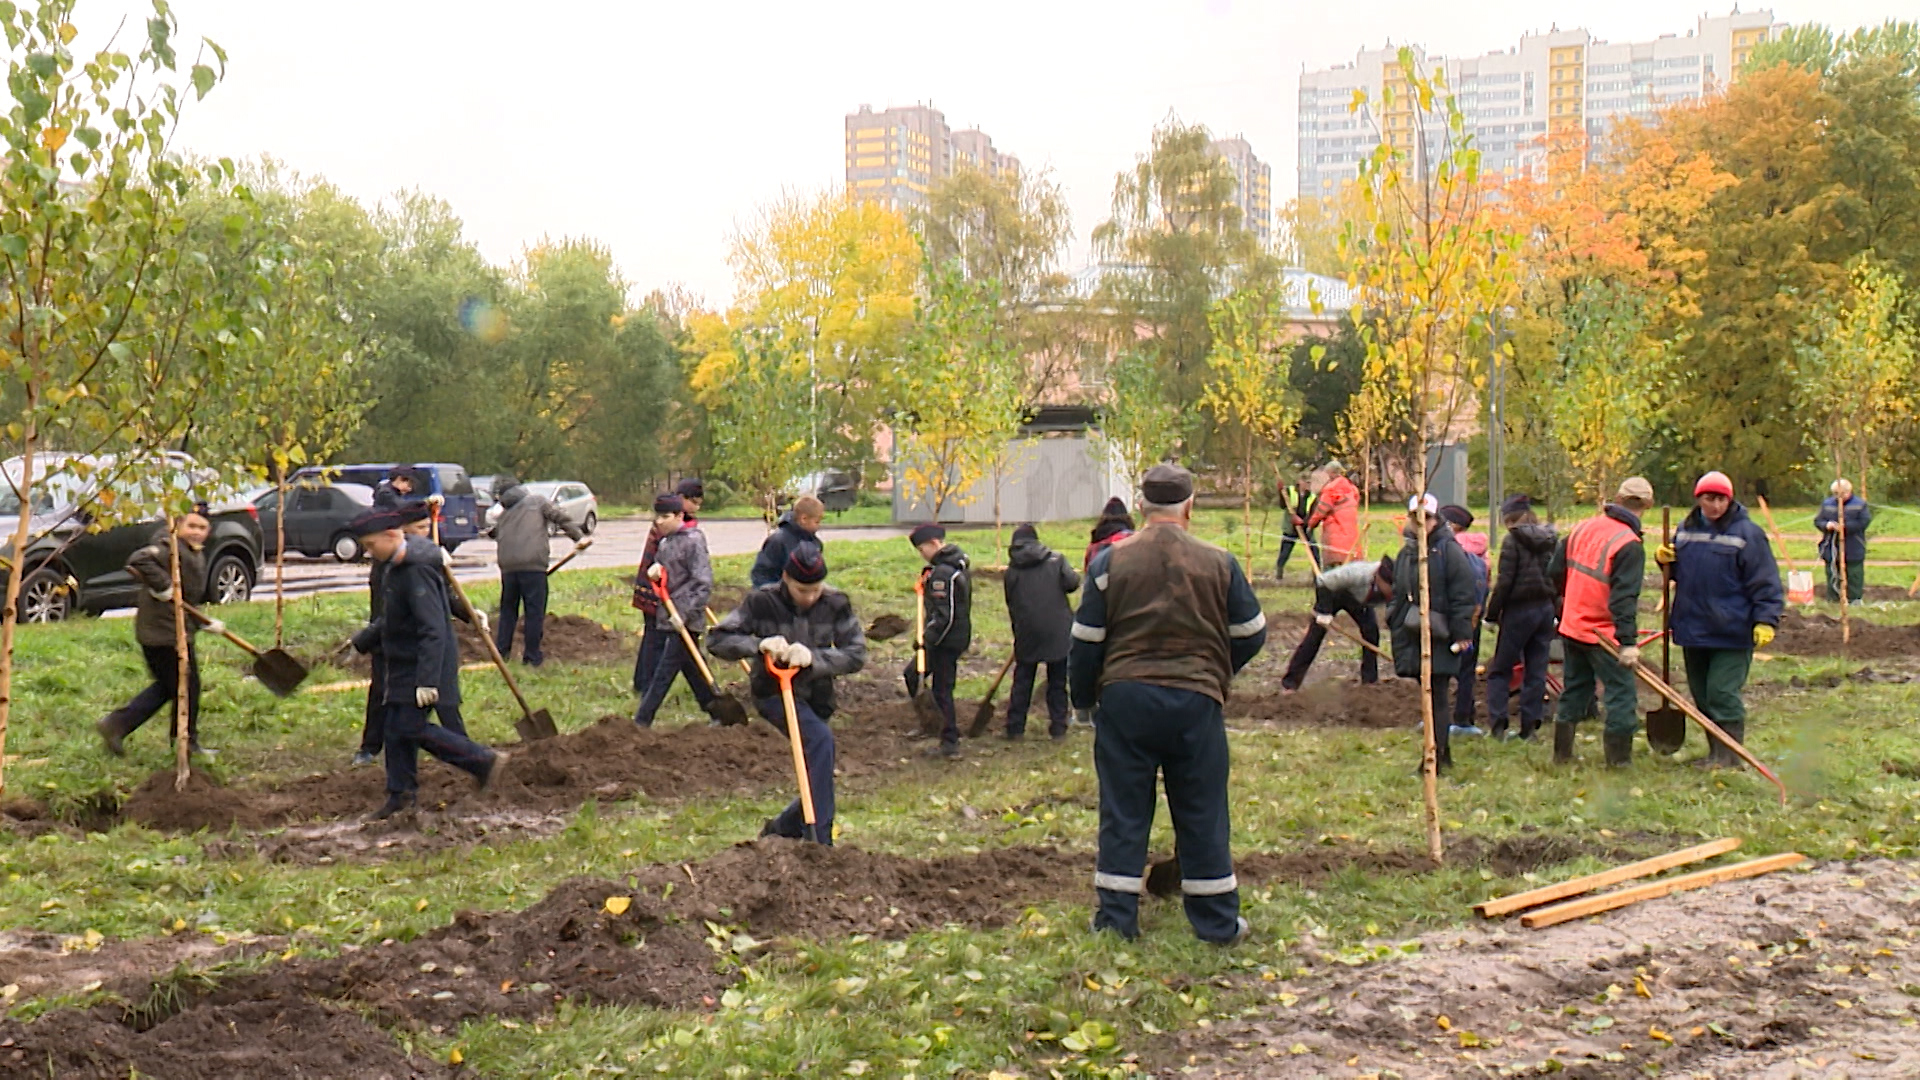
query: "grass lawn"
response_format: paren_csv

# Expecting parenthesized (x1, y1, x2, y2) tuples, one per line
(3, 509, 1919, 1077)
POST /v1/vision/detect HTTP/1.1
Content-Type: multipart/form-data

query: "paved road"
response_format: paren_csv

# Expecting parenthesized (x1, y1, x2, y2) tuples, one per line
(251, 517, 909, 603)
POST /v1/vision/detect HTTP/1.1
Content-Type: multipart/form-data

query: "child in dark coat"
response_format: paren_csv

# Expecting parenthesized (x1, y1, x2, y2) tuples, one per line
(1002, 525, 1082, 739)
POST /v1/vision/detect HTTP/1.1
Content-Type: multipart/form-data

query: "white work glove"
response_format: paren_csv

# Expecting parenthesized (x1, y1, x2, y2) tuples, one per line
(151, 586, 173, 602)
(415, 686, 439, 708)
(475, 611, 491, 635)
(668, 610, 685, 631)
(1314, 613, 1334, 627)
(646, 563, 665, 583)
(202, 619, 226, 636)
(1449, 640, 1470, 654)
(784, 643, 813, 668)
(758, 635, 790, 658)
(425, 493, 445, 508)
(1618, 645, 1641, 667)
(1823, 520, 1839, 532)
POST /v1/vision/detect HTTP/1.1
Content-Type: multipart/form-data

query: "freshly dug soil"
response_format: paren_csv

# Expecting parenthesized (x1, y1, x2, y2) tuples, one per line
(867, 613, 910, 641)
(1772, 611, 1920, 660)
(318, 614, 632, 675)
(120, 705, 920, 837)
(1227, 679, 1420, 730)
(1158, 859, 1920, 1079)
(0, 996, 453, 1080)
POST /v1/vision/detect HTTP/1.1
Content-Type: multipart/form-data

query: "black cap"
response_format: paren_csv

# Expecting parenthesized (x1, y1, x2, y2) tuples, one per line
(1141, 463, 1194, 505)
(1439, 505, 1474, 530)
(653, 493, 685, 515)
(1011, 523, 1038, 545)
(1499, 494, 1534, 517)
(785, 542, 827, 583)
(1100, 496, 1128, 518)
(349, 508, 405, 536)
(675, 477, 704, 500)
(908, 524, 945, 547)
(397, 501, 431, 525)
(389, 466, 417, 484)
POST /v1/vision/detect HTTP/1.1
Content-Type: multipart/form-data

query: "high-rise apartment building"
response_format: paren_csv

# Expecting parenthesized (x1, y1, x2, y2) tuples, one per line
(1208, 136, 1273, 246)
(845, 104, 1019, 211)
(1296, 10, 1781, 199)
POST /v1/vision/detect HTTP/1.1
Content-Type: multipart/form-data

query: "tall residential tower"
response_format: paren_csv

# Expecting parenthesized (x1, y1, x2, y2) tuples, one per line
(845, 104, 1019, 211)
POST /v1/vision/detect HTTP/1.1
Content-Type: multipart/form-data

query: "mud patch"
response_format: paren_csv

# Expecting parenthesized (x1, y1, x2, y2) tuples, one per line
(867, 613, 910, 641)
(1227, 679, 1419, 730)
(320, 614, 632, 675)
(1773, 611, 1920, 660)
(0, 929, 281, 1005)
(1159, 859, 1920, 1079)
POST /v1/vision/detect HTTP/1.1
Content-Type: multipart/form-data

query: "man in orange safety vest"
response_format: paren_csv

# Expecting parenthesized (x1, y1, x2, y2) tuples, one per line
(1548, 476, 1654, 768)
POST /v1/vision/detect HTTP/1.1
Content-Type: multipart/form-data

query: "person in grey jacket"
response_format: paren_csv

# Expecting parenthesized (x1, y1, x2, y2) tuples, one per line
(489, 476, 584, 667)
(97, 512, 221, 757)
(634, 493, 717, 727)
(1280, 555, 1393, 691)
(1002, 525, 1081, 740)
(709, 543, 867, 844)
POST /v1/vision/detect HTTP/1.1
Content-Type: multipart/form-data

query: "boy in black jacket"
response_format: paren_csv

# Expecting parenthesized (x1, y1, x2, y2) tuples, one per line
(1002, 524, 1081, 740)
(908, 524, 970, 758)
(1483, 495, 1559, 740)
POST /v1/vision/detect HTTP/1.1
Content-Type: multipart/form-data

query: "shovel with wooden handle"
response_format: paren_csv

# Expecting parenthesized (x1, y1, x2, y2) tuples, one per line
(1646, 507, 1688, 755)
(1593, 635, 1788, 806)
(1327, 617, 1392, 662)
(907, 577, 940, 735)
(966, 654, 1018, 738)
(708, 606, 753, 677)
(767, 656, 820, 843)
(649, 570, 749, 726)
(438, 561, 558, 741)
(545, 537, 593, 576)
(183, 602, 309, 696)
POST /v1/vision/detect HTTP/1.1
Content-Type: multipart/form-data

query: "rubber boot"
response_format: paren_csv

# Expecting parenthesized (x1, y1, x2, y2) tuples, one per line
(1552, 722, 1576, 764)
(1712, 721, 1745, 770)
(1435, 721, 1453, 774)
(1603, 730, 1633, 768)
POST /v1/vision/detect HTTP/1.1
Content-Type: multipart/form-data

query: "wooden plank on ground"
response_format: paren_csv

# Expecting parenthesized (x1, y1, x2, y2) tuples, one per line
(1474, 838, 1742, 919)
(1520, 852, 1806, 929)
(309, 662, 492, 694)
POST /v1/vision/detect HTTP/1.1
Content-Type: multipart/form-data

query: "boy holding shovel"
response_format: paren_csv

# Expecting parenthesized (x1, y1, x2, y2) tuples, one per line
(907, 524, 972, 759)
(634, 493, 718, 728)
(710, 544, 867, 844)
(96, 511, 222, 758)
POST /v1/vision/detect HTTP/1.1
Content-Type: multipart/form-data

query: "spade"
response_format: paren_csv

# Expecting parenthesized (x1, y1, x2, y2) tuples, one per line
(439, 564, 558, 740)
(649, 571, 750, 726)
(966, 654, 1018, 738)
(184, 602, 308, 696)
(1646, 507, 1687, 755)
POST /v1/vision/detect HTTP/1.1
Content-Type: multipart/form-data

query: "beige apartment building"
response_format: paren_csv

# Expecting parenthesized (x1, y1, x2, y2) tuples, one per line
(1296, 10, 1782, 199)
(844, 104, 1019, 211)
(1208, 136, 1273, 247)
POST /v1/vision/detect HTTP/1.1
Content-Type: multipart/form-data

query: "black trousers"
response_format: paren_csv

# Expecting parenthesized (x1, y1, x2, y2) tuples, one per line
(496, 570, 549, 663)
(1093, 681, 1240, 943)
(1450, 639, 1480, 724)
(361, 656, 466, 754)
(1281, 590, 1378, 690)
(1006, 659, 1068, 737)
(633, 626, 716, 726)
(1485, 600, 1556, 736)
(633, 620, 666, 695)
(1405, 676, 1454, 768)
(103, 642, 202, 747)
(928, 645, 961, 745)
(756, 695, 835, 844)
(382, 702, 494, 796)
(1275, 526, 1318, 579)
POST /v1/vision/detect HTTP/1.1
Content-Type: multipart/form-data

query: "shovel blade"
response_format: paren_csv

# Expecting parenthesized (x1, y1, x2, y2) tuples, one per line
(1145, 855, 1182, 898)
(253, 650, 310, 697)
(710, 694, 751, 727)
(967, 697, 998, 739)
(913, 692, 943, 738)
(515, 708, 559, 742)
(1647, 706, 1687, 755)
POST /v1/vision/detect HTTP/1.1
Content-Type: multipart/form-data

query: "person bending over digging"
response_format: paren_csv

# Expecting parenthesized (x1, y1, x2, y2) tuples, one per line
(709, 544, 868, 845)
(1279, 555, 1392, 692)
(1071, 464, 1266, 946)
(97, 510, 223, 758)
(352, 508, 503, 820)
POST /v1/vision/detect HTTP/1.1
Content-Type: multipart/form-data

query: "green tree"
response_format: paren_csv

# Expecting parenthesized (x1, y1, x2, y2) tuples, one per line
(1547, 282, 1664, 506)
(1796, 260, 1918, 496)
(1096, 348, 1184, 489)
(686, 312, 811, 520)
(1201, 288, 1301, 568)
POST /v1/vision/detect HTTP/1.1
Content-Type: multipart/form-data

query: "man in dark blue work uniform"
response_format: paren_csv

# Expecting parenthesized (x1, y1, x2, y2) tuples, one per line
(1070, 464, 1266, 945)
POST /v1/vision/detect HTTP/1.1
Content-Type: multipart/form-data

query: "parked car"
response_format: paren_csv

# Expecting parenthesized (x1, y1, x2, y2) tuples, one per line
(252, 482, 375, 561)
(786, 469, 859, 513)
(0, 454, 263, 623)
(289, 463, 481, 551)
(484, 480, 598, 536)
(471, 474, 504, 512)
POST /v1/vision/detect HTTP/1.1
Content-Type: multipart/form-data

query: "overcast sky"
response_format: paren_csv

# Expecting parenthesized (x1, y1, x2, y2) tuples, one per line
(84, 0, 1905, 306)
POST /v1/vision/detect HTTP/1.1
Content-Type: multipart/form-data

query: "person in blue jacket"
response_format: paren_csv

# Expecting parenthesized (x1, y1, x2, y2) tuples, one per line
(1813, 478, 1871, 603)
(1656, 471, 1783, 768)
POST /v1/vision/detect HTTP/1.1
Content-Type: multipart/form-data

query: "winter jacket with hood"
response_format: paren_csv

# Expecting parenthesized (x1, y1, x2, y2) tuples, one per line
(1386, 522, 1479, 679)
(373, 535, 463, 707)
(126, 529, 209, 649)
(1814, 496, 1871, 565)
(750, 512, 820, 588)
(492, 484, 582, 573)
(919, 543, 972, 653)
(1670, 500, 1783, 651)
(646, 523, 712, 632)
(1003, 534, 1081, 663)
(709, 581, 867, 718)
(1485, 522, 1558, 624)
(1307, 475, 1362, 562)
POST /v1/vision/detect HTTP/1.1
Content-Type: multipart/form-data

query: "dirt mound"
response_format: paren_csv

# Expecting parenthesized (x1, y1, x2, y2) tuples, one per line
(867, 613, 910, 640)
(1773, 611, 1920, 660)
(0, 995, 452, 1080)
(321, 614, 632, 675)
(1227, 679, 1419, 729)
(1159, 859, 1920, 1078)
(119, 706, 918, 841)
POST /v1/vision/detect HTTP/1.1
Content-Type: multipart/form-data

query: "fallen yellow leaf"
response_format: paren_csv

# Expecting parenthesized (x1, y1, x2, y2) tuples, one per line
(416, 898, 429, 912)
(603, 896, 632, 916)
(448, 1046, 464, 1065)
(1650, 1026, 1673, 1044)
(1634, 975, 1651, 998)
(1437, 1015, 1452, 1031)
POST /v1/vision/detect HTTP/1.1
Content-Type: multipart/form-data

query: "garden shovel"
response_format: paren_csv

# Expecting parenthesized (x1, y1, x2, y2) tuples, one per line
(184, 602, 309, 697)
(649, 571, 750, 726)
(768, 656, 821, 843)
(966, 654, 1018, 738)
(545, 537, 593, 576)
(1645, 507, 1688, 755)
(440, 562, 558, 741)
(1595, 635, 1787, 805)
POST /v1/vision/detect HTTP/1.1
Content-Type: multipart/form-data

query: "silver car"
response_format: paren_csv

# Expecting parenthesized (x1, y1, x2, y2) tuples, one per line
(485, 480, 598, 535)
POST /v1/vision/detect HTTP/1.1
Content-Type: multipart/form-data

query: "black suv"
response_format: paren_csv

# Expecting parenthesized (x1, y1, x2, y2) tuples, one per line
(1, 454, 264, 622)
